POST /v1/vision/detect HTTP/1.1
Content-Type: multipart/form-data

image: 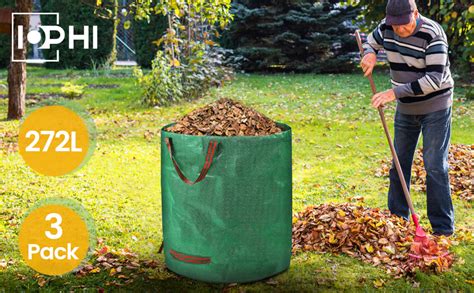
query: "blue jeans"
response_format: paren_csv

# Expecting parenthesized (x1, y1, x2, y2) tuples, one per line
(388, 107, 454, 235)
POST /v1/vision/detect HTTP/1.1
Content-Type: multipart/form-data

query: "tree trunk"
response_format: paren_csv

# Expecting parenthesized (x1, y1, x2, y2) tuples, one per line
(7, 0, 32, 120)
(107, 0, 119, 67)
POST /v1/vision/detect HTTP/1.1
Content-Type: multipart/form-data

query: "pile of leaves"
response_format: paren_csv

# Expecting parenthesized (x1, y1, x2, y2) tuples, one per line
(166, 98, 282, 136)
(376, 144, 473, 201)
(292, 203, 454, 276)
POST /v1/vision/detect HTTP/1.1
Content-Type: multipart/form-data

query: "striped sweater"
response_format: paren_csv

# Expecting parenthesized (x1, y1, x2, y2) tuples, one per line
(363, 15, 454, 115)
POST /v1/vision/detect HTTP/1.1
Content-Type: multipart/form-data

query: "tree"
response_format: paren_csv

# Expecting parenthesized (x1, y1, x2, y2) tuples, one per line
(83, 0, 234, 106)
(7, 0, 31, 120)
(127, 0, 233, 63)
(219, 0, 360, 73)
(39, 0, 117, 69)
(119, 0, 234, 106)
(132, 13, 167, 68)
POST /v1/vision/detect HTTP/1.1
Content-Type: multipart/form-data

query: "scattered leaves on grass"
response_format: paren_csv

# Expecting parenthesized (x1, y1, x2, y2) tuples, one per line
(376, 144, 473, 201)
(373, 278, 385, 288)
(0, 131, 18, 154)
(0, 93, 65, 102)
(112, 116, 139, 128)
(144, 130, 156, 141)
(452, 228, 474, 243)
(16, 273, 27, 281)
(265, 278, 279, 285)
(166, 98, 282, 136)
(74, 239, 160, 286)
(34, 274, 47, 287)
(292, 203, 454, 277)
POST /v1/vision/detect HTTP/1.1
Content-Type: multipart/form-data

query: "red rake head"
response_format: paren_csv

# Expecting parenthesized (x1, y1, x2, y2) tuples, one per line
(407, 214, 453, 270)
(411, 213, 428, 243)
(414, 225, 428, 243)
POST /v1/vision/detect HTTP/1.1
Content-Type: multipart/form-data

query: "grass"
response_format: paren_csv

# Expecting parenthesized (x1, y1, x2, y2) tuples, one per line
(0, 67, 473, 291)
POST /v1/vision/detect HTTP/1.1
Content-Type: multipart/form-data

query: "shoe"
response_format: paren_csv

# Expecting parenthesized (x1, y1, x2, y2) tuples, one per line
(432, 232, 454, 237)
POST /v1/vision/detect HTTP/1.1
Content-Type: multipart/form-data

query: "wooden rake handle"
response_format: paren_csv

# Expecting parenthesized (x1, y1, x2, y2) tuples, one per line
(355, 30, 417, 219)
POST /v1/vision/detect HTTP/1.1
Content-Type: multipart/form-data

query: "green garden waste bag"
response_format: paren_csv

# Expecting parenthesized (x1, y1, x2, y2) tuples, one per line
(161, 123, 292, 283)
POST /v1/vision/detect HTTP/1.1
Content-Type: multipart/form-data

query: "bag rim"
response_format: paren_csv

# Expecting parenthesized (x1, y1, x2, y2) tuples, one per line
(161, 122, 291, 139)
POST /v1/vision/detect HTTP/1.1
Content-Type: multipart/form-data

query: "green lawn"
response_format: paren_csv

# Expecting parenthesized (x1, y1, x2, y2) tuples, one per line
(0, 67, 473, 291)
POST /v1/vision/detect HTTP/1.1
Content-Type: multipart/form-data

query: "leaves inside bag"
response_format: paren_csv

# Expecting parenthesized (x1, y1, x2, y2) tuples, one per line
(166, 98, 282, 136)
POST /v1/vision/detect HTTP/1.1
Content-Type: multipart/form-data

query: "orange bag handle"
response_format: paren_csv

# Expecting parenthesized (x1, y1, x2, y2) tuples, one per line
(165, 137, 218, 185)
(169, 249, 211, 264)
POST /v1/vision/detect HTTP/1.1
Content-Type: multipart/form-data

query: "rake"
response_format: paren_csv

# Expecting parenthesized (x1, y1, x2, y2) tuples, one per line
(354, 30, 429, 248)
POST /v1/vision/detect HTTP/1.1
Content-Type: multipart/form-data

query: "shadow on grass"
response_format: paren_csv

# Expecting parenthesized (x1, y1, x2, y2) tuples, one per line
(0, 253, 383, 292)
(2, 250, 472, 291)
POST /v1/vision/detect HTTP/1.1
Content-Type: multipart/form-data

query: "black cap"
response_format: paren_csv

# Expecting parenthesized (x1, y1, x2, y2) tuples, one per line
(385, 0, 416, 26)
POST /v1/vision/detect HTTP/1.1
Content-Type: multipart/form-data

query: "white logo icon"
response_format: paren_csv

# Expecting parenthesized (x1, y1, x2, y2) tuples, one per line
(12, 12, 98, 63)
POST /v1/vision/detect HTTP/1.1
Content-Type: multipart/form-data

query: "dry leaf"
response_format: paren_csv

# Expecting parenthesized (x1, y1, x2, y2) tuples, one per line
(37, 277, 47, 287)
(97, 246, 108, 255)
(265, 278, 279, 285)
(89, 267, 101, 274)
(373, 279, 385, 288)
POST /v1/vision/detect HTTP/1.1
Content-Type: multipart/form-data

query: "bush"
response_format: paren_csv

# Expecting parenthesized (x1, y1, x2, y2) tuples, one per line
(134, 51, 183, 107)
(132, 15, 168, 68)
(39, 0, 115, 69)
(132, 0, 233, 107)
(135, 47, 233, 107)
(181, 46, 233, 101)
(466, 86, 474, 100)
(61, 82, 85, 99)
(0, 33, 10, 69)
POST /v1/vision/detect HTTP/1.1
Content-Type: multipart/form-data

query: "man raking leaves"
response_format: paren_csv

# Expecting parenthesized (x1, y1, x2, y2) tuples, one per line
(356, 0, 454, 260)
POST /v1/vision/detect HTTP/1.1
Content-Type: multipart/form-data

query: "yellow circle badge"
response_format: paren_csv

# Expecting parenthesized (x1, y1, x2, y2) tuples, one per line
(19, 104, 94, 176)
(18, 198, 95, 276)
